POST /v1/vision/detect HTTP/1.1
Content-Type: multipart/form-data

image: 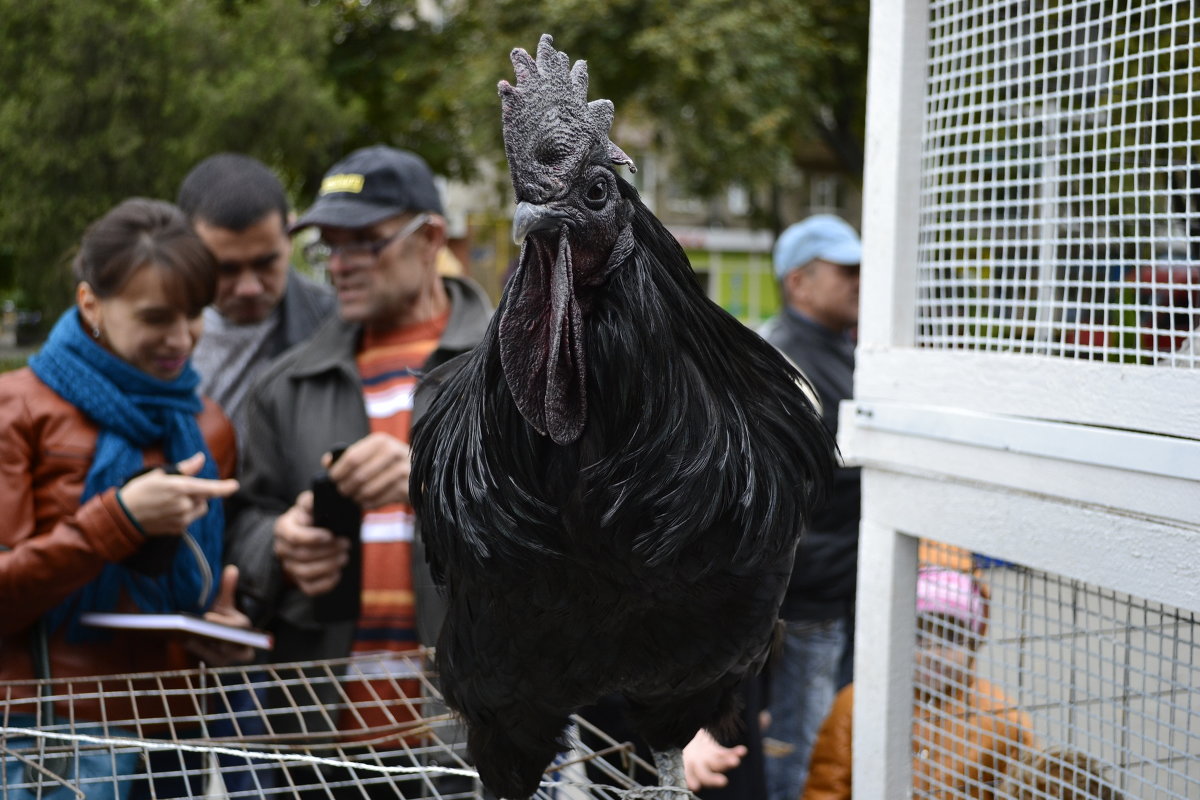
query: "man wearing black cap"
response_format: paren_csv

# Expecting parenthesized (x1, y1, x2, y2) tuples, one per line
(224, 146, 492, 748)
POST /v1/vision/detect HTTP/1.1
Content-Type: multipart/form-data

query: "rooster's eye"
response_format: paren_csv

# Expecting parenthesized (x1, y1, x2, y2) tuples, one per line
(584, 180, 608, 209)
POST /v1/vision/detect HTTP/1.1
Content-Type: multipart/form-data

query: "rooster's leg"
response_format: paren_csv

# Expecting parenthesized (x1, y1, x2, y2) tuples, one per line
(618, 747, 691, 798)
(651, 748, 688, 791)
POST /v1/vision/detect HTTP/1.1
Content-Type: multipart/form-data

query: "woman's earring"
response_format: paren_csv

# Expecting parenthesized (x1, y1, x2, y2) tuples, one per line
(91, 325, 100, 339)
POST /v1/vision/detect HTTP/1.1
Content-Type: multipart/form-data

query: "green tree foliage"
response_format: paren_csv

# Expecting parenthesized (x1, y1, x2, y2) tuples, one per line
(0, 0, 349, 325)
(316, 0, 502, 181)
(0, 0, 869, 320)
(466, 0, 870, 194)
(318, 0, 869, 214)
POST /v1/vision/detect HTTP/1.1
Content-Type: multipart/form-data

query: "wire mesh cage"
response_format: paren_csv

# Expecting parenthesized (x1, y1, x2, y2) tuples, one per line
(914, 0, 1200, 366)
(916, 540, 1200, 799)
(0, 650, 655, 799)
(851, 0, 1200, 794)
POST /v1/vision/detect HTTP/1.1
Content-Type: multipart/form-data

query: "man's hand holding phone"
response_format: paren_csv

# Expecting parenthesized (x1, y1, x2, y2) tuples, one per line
(273, 490, 351, 597)
(323, 432, 412, 510)
(273, 443, 368, 622)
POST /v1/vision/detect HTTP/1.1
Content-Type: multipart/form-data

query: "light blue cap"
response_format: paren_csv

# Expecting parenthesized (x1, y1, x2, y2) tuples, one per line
(772, 214, 862, 279)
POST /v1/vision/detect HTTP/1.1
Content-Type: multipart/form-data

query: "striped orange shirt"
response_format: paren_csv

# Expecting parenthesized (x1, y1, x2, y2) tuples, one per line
(339, 311, 447, 740)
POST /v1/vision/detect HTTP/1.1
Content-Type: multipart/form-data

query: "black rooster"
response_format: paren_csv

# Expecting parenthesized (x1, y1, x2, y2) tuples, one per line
(410, 35, 834, 799)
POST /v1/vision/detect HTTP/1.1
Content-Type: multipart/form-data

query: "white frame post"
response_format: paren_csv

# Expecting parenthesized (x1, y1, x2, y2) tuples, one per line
(853, 515, 919, 797)
(851, 0, 931, 795)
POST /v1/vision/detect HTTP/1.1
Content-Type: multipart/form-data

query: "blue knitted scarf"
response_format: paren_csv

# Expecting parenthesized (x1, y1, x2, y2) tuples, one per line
(29, 307, 223, 641)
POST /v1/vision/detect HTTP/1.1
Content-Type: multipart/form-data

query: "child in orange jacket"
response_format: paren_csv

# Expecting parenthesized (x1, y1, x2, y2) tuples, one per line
(802, 567, 1036, 799)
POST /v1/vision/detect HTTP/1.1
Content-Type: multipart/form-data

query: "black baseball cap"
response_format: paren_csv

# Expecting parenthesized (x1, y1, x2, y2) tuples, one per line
(292, 145, 444, 232)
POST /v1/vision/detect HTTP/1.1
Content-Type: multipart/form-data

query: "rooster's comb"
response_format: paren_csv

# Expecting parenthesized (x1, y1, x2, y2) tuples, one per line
(499, 34, 636, 202)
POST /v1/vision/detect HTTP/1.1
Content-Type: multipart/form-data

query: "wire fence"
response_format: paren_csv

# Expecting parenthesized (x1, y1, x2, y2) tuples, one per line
(915, 0, 1199, 366)
(917, 541, 1200, 799)
(0, 650, 654, 799)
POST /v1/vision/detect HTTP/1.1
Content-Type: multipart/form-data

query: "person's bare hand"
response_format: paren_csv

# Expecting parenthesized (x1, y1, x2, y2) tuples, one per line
(325, 433, 410, 510)
(184, 565, 255, 666)
(683, 729, 747, 791)
(118, 453, 239, 537)
(273, 491, 350, 596)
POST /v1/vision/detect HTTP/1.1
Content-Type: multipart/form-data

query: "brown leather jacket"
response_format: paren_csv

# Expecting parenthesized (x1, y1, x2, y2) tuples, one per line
(0, 367, 236, 723)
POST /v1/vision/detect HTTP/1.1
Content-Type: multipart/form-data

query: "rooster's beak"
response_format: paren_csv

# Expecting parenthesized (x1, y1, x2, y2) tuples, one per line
(512, 202, 566, 244)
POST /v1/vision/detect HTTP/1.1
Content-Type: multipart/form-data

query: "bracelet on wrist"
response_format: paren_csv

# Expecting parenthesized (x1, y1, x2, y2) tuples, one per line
(115, 489, 148, 537)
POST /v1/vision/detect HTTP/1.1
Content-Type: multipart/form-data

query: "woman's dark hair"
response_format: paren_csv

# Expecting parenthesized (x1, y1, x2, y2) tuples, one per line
(73, 198, 216, 317)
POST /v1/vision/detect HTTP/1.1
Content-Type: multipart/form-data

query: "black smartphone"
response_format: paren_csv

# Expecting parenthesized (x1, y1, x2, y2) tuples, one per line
(310, 444, 363, 623)
(310, 445, 362, 539)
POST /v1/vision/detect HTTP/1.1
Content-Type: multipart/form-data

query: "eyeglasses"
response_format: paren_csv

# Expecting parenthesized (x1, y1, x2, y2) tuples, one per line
(304, 213, 431, 269)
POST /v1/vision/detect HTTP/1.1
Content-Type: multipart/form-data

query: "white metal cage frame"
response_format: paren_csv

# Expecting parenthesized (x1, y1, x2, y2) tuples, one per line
(915, 0, 1199, 367)
(850, 0, 1200, 797)
(910, 542, 1199, 798)
(0, 651, 656, 799)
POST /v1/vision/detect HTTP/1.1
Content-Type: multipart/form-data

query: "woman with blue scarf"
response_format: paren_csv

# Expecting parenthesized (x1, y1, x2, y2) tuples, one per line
(0, 198, 242, 796)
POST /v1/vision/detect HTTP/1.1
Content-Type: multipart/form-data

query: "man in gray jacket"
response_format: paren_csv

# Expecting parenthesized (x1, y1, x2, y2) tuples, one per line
(178, 153, 336, 444)
(224, 148, 491, 762)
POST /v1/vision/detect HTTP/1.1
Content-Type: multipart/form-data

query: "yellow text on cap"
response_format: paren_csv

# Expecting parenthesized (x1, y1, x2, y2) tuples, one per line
(320, 174, 365, 195)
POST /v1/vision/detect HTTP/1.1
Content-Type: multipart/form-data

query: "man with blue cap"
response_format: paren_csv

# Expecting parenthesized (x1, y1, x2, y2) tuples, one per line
(757, 214, 862, 800)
